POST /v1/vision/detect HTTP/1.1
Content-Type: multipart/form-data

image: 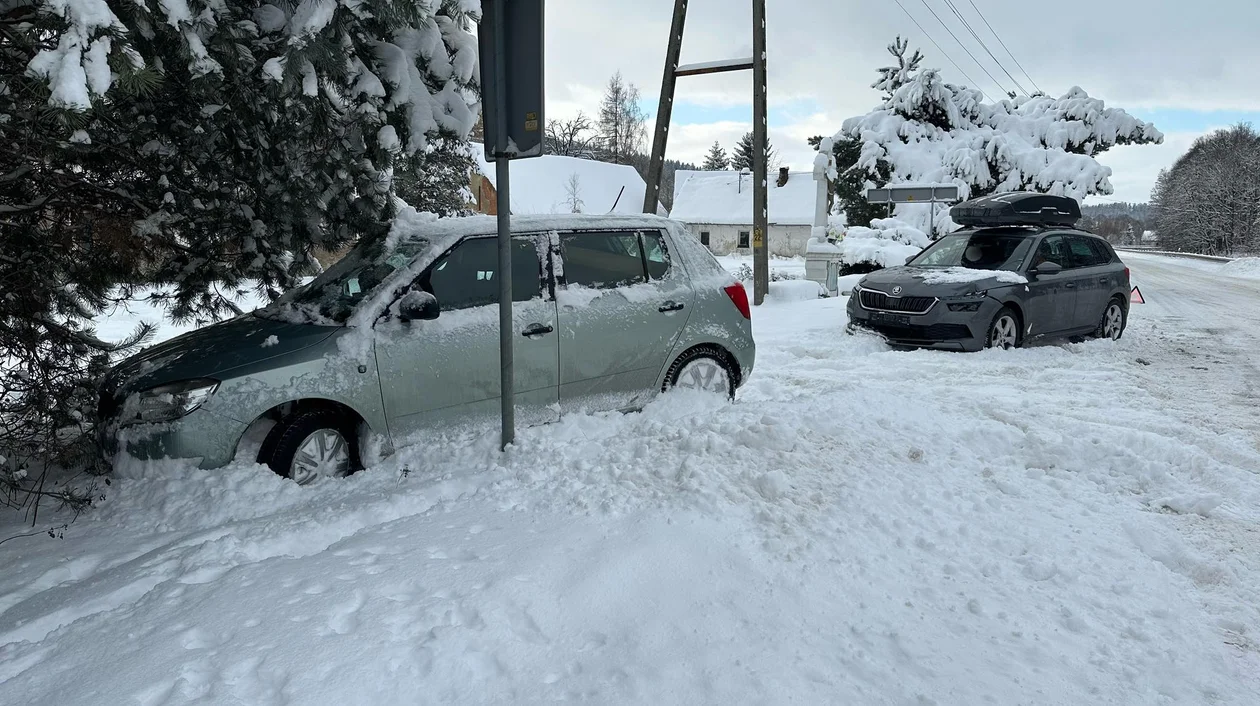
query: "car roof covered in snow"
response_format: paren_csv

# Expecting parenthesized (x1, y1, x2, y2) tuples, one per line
(389, 210, 680, 248)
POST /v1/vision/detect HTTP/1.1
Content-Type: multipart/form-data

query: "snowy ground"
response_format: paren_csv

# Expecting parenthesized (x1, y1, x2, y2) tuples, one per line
(3, 254, 1259, 704)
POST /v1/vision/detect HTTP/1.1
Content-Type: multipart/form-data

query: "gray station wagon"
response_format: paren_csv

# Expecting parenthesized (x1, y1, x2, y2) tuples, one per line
(98, 214, 755, 484)
(847, 193, 1131, 351)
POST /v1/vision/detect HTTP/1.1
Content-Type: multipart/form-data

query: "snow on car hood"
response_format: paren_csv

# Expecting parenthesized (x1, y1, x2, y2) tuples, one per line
(859, 266, 1026, 297)
(103, 315, 340, 395)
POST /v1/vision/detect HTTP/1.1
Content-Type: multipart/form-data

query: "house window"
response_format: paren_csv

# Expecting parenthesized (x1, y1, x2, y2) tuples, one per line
(738, 230, 750, 249)
(699, 231, 710, 247)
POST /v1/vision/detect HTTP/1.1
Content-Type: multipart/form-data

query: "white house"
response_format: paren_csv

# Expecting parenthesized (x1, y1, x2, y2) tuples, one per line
(670, 168, 816, 257)
(469, 144, 665, 216)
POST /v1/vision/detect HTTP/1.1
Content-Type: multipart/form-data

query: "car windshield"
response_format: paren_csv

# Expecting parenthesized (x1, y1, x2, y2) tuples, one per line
(257, 239, 428, 324)
(909, 232, 1034, 271)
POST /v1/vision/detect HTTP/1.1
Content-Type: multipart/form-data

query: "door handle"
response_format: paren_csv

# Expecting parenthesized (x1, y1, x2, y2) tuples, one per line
(1098, 277, 1110, 283)
(520, 323, 554, 337)
(658, 301, 685, 313)
(1064, 282, 1076, 289)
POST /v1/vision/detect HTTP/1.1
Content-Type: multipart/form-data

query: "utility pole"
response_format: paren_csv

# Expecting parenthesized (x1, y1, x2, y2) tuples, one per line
(643, 2, 762, 297)
(643, 0, 689, 215)
(751, 0, 768, 304)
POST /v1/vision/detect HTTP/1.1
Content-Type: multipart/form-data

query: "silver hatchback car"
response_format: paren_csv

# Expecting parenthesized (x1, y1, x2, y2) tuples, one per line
(98, 214, 755, 483)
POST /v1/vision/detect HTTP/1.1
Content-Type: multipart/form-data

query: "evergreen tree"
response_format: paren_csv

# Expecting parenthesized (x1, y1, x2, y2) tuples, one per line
(597, 72, 647, 165)
(702, 142, 729, 170)
(2, 0, 480, 479)
(730, 132, 777, 172)
(393, 139, 479, 218)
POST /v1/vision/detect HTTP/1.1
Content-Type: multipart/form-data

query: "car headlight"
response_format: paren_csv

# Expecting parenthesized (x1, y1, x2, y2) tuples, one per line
(121, 379, 219, 425)
(943, 290, 987, 312)
(946, 301, 984, 312)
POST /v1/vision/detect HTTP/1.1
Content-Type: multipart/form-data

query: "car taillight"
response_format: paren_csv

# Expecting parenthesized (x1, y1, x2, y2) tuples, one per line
(723, 282, 751, 319)
(1124, 267, 1130, 281)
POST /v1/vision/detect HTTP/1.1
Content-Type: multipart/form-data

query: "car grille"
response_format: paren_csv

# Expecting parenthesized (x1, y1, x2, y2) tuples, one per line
(865, 322, 973, 341)
(859, 290, 935, 313)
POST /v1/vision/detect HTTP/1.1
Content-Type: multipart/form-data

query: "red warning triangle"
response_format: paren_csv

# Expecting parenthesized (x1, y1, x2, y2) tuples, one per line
(1130, 286, 1145, 304)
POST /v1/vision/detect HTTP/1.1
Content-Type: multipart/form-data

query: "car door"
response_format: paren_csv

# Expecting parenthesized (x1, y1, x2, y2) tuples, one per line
(1066, 235, 1111, 330)
(1022, 234, 1078, 337)
(555, 229, 694, 412)
(374, 234, 559, 443)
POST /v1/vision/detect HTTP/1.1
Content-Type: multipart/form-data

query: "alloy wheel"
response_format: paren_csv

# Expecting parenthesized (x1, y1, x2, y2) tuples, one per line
(1102, 303, 1124, 340)
(989, 315, 1019, 349)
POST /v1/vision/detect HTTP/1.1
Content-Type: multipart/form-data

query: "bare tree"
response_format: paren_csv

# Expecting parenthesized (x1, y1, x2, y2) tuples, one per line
(546, 112, 600, 158)
(598, 72, 647, 165)
(1152, 123, 1260, 255)
(563, 173, 584, 213)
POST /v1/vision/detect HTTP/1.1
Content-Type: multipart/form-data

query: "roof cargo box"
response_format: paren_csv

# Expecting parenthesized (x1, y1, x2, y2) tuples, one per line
(950, 192, 1081, 228)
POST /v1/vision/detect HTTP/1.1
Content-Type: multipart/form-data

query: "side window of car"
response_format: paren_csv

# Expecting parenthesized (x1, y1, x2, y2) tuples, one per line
(642, 231, 671, 280)
(1067, 237, 1104, 268)
(1087, 238, 1114, 265)
(560, 232, 646, 289)
(422, 237, 542, 311)
(1031, 235, 1070, 269)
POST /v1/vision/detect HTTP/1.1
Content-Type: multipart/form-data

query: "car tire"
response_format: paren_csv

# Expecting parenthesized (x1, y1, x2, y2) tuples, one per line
(663, 347, 737, 399)
(260, 409, 362, 485)
(1094, 297, 1127, 341)
(985, 307, 1022, 350)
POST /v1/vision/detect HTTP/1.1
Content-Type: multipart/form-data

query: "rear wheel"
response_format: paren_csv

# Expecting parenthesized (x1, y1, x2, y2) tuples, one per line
(260, 409, 361, 485)
(985, 307, 1021, 350)
(1095, 298, 1127, 341)
(664, 347, 736, 399)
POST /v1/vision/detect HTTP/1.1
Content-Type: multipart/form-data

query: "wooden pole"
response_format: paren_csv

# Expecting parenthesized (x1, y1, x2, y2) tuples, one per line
(752, 0, 769, 304)
(643, 0, 689, 214)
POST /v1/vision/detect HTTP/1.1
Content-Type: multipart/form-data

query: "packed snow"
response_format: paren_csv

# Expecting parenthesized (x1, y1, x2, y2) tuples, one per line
(2, 254, 1259, 704)
(836, 217, 931, 267)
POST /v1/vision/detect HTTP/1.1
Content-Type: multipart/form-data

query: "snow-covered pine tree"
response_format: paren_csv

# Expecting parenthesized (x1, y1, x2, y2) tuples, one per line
(826, 38, 1163, 231)
(730, 132, 776, 173)
(2, 0, 480, 477)
(393, 139, 479, 218)
(703, 142, 730, 170)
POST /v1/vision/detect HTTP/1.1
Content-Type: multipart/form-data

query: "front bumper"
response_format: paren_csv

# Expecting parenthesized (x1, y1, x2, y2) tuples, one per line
(99, 406, 248, 470)
(846, 291, 998, 352)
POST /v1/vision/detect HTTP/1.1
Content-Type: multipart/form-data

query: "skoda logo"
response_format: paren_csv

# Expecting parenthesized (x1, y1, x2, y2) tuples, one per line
(891, 286, 902, 296)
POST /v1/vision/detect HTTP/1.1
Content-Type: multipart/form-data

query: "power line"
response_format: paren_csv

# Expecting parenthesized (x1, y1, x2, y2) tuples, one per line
(891, 0, 990, 102)
(915, 0, 1012, 99)
(940, 0, 1029, 96)
(965, 0, 1043, 94)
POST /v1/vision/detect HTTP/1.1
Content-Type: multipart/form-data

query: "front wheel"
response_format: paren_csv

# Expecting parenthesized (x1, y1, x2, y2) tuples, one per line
(260, 409, 362, 485)
(985, 307, 1021, 350)
(1095, 298, 1127, 341)
(664, 347, 736, 399)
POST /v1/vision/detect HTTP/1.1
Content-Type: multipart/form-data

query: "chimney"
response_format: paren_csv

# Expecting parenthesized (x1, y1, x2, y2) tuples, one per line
(777, 167, 789, 187)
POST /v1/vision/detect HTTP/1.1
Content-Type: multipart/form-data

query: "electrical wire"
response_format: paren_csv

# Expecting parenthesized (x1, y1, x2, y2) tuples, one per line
(891, 0, 990, 101)
(965, 0, 1043, 94)
(941, 0, 1029, 96)
(915, 0, 1012, 98)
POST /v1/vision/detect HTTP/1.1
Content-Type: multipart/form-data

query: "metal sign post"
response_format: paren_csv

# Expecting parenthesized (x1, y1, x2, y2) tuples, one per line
(865, 184, 961, 238)
(479, 0, 545, 451)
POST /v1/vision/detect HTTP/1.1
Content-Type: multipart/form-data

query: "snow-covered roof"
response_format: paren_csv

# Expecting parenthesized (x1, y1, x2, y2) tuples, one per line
(471, 144, 665, 216)
(670, 170, 818, 226)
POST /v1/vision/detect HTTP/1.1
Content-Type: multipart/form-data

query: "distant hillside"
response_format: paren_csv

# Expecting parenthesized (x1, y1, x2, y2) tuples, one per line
(1080, 202, 1152, 244)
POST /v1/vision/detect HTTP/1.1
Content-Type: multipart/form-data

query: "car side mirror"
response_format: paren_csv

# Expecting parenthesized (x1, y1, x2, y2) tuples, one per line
(398, 291, 440, 322)
(1031, 261, 1062, 277)
(904, 255, 916, 265)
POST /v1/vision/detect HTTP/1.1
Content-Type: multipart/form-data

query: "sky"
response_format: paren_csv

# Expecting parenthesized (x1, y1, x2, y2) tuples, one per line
(542, 0, 1260, 204)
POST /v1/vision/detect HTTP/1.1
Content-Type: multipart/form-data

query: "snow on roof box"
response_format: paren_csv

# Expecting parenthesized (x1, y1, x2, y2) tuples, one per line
(950, 193, 1081, 228)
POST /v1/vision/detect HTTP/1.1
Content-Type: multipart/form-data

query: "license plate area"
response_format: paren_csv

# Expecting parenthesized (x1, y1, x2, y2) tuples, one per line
(869, 311, 911, 326)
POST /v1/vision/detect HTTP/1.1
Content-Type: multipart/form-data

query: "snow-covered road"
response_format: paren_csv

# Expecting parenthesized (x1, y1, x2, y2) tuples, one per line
(2, 255, 1259, 704)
